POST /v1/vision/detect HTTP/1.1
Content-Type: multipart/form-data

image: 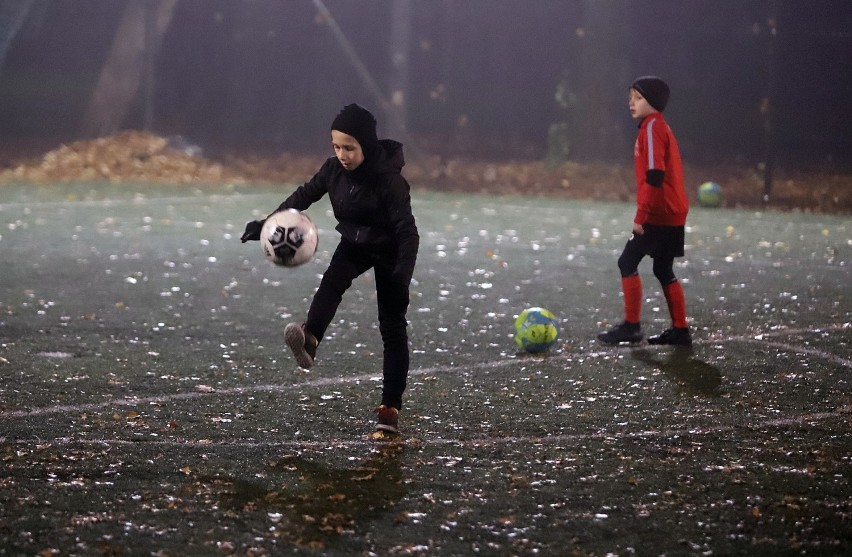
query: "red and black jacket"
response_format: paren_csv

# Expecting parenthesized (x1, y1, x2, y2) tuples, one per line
(633, 113, 688, 227)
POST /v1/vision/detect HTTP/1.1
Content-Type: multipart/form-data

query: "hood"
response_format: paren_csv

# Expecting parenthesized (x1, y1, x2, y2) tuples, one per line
(364, 139, 405, 176)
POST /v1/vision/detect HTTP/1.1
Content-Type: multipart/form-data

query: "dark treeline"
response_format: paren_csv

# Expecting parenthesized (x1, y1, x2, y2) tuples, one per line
(1, 0, 850, 171)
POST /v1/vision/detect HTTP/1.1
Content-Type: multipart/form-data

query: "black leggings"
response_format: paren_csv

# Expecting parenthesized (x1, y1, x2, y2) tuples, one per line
(306, 240, 410, 409)
(618, 236, 677, 285)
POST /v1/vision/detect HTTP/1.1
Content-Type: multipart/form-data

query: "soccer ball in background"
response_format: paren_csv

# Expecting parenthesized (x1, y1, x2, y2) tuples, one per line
(697, 181, 722, 208)
(260, 209, 318, 267)
(514, 307, 560, 353)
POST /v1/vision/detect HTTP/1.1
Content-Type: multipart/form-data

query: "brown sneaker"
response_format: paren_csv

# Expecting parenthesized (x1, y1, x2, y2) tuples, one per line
(375, 405, 400, 434)
(284, 322, 318, 369)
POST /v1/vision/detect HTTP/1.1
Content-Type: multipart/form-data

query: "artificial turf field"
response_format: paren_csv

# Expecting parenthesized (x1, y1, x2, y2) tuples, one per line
(1, 182, 849, 556)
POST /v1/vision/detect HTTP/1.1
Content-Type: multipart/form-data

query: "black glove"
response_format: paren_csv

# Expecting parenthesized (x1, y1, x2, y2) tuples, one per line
(240, 219, 265, 243)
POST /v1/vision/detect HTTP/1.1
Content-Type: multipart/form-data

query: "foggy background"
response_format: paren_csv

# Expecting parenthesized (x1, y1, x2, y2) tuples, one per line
(1, 0, 850, 172)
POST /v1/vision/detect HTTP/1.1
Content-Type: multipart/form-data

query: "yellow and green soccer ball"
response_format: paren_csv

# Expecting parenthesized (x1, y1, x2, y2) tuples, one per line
(697, 181, 722, 208)
(514, 307, 560, 353)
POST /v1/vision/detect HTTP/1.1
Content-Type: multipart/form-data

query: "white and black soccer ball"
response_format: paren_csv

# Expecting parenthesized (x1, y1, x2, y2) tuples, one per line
(260, 209, 318, 267)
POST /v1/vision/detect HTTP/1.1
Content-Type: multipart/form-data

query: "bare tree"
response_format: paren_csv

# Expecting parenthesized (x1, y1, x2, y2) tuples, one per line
(79, 0, 177, 138)
(0, 0, 36, 75)
(572, 0, 630, 161)
(388, 0, 413, 139)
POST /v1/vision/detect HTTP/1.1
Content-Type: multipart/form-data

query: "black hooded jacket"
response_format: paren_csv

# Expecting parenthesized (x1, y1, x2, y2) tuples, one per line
(277, 139, 419, 283)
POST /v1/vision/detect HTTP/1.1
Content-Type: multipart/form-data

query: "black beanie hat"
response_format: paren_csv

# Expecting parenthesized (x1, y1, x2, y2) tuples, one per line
(331, 103, 378, 157)
(631, 76, 670, 112)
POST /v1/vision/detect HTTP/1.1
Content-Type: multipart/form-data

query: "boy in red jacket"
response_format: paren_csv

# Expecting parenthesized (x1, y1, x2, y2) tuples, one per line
(597, 76, 692, 346)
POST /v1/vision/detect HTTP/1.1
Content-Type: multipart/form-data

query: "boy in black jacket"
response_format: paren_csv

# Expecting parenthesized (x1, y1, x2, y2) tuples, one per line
(241, 104, 419, 434)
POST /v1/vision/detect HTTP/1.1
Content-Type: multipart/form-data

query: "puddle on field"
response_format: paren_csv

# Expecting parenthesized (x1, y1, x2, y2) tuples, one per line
(210, 443, 406, 549)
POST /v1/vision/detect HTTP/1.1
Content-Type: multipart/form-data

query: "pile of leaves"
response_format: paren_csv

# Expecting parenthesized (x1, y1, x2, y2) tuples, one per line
(1, 130, 849, 214)
(0, 131, 235, 184)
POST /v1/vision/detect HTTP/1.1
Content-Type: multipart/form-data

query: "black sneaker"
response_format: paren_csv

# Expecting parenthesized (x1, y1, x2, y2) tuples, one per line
(597, 321, 643, 345)
(375, 405, 400, 434)
(284, 322, 318, 368)
(648, 327, 692, 346)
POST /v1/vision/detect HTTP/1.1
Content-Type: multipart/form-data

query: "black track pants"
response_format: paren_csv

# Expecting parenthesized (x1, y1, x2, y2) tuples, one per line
(306, 239, 410, 409)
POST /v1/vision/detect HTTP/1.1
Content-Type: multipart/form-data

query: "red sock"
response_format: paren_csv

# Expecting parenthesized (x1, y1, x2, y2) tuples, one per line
(663, 280, 688, 328)
(621, 275, 642, 323)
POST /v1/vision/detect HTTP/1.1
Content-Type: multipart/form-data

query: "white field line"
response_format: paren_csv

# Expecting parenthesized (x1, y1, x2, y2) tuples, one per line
(1, 323, 848, 422)
(0, 325, 849, 450)
(3, 410, 848, 452)
(744, 339, 852, 368)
